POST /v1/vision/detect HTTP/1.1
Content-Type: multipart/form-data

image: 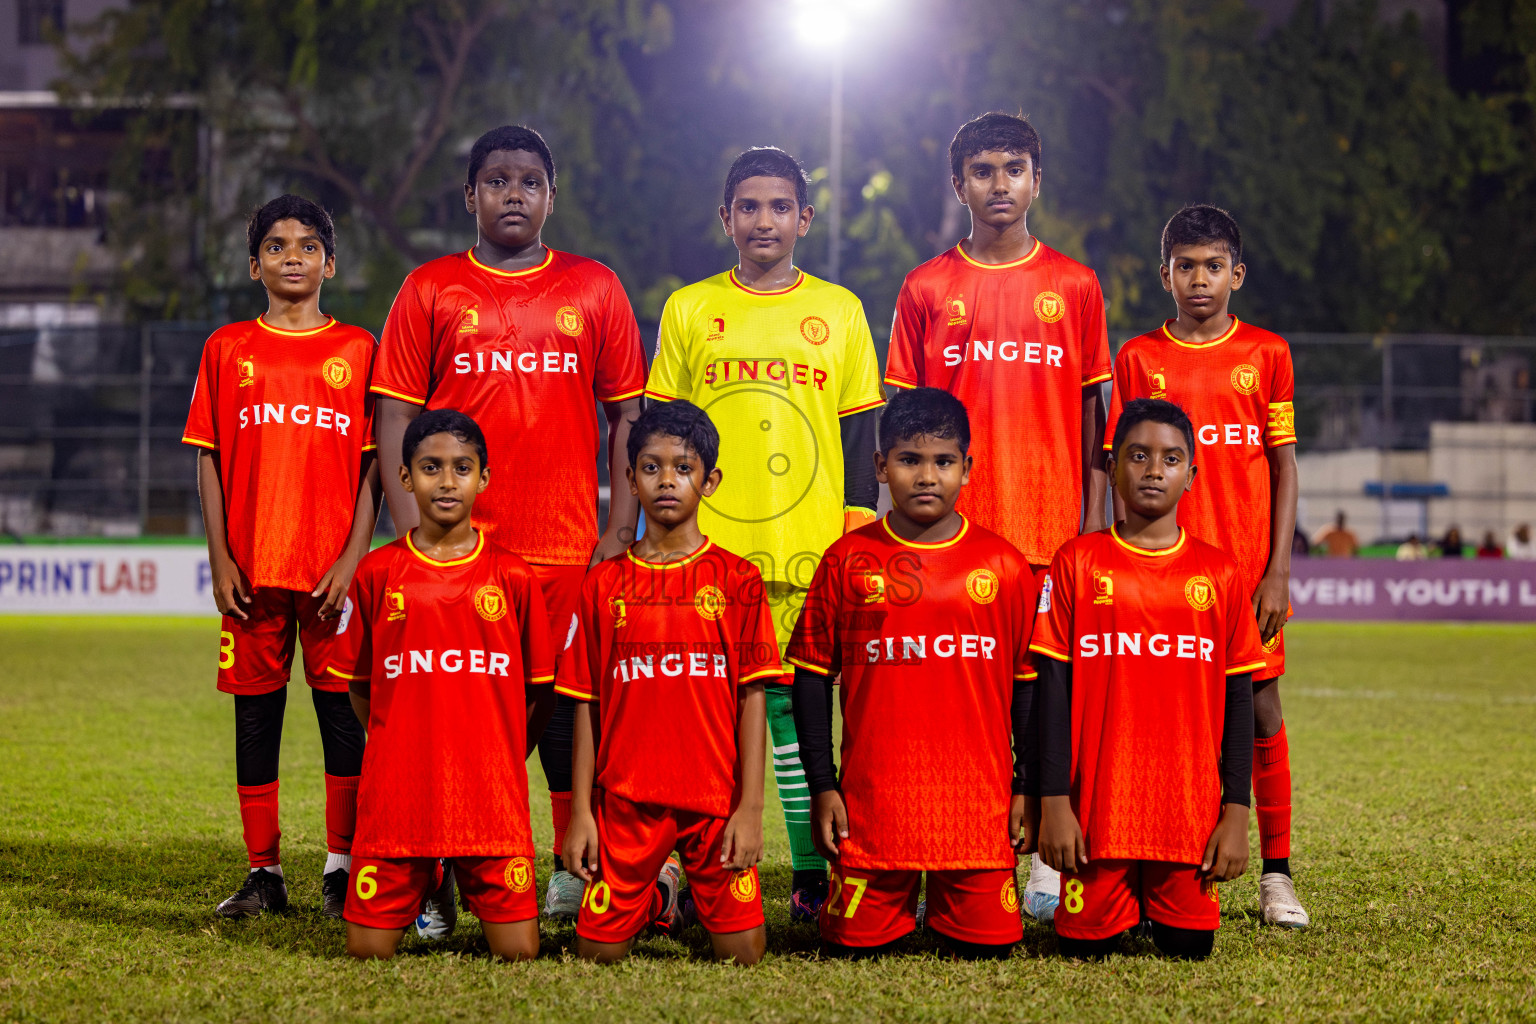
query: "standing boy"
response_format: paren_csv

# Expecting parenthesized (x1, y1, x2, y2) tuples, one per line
(1103, 205, 1307, 927)
(1033, 398, 1264, 960)
(336, 410, 554, 961)
(562, 401, 778, 964)
(183, 195, 377, 920)
(884, 111, 1113, 919)
(646, 147, 884, 917)
(787, 388, 1037, 958)
(370, 125, 648, 922)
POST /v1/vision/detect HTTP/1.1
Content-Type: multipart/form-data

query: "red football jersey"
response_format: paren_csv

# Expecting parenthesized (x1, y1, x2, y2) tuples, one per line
(885, 241, 1113, 565)
(786, 516, 1038, 871)
(372, 249, 648, 565)
(182, 316, 377, 591)
(1105, 317, 1297, 596)
(559, 541, 782, 819)
(1028, 527, 1266, 864)
(330, 531, 555, 857)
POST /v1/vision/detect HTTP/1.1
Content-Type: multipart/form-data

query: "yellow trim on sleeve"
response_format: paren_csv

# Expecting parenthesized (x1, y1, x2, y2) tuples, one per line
(741, 666, 786, 683)
(1027, 642, 1072, 663)
(598, 386, 646, 403)
(1083, 369, 1113, 386)
(528, 673, 556, 684)
(643, 387, 681, 402)
(369, 383, 427, 405)
(554, 683, 594, 700)
(182, 435, 217, 450)
(786, 655, 831, 676)
(1014, 670, 1039, 681)
(838, 397, 884, 417)
(1226, 660, 1268, 675)
(325, 665, 367, 681)
(883, 376, 917, 390)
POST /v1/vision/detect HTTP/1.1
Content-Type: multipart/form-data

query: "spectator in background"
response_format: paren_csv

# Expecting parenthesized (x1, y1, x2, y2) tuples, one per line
(1315, 511, 1359, 558)
(1476, 531, 1504, 559)
(1508, 524, 1535, 560)
(1439, 526, 1465, 558)
(1291, 526, 1311, 559)
(1396, 534, 1428, 561)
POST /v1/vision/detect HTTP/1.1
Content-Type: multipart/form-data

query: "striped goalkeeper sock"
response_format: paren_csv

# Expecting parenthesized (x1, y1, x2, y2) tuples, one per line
(767, 686, 823, 872)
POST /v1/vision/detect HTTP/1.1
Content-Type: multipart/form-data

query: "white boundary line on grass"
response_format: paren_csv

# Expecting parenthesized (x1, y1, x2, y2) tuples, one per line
(1290, 686, 1536, 705)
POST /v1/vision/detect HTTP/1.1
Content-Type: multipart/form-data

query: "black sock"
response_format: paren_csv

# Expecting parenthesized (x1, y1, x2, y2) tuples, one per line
(942, 935, 1014, 960)
(1149, 921, 1214, 960)
(553, 854, 565, 873)
(793, 869, 828, 896)
(1262, 857, 1291, 876)
(822, 939, 898, 959)
(1058, 933, 1122, 959)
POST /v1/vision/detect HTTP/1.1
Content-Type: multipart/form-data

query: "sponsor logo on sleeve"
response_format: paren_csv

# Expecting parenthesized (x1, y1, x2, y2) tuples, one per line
(1037, 574, 1053, 613)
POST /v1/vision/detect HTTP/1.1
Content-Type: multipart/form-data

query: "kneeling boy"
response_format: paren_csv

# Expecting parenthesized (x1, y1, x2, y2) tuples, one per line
(335, 410, 555, 961)
(1033, 398, 1264, 960)
(563, 401, 778, 964)
(788, 387, 1038, 959)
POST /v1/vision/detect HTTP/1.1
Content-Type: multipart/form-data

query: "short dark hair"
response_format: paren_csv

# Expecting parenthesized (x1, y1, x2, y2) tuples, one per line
(627, 400, 721, 473)
(879, 387, 970, 454)
(246, 194, 335, 260)
(949, 111, 1042, 180)
(402, 408, 489, 468)
(1110, 398, 1195, 458)
(1161, 204, 1243, 265)
(466, 125, 556, 187)
(723, 147, 810, 210)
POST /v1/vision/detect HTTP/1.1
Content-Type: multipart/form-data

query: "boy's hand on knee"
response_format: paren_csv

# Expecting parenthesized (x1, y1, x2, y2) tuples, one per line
(1038, 795, 1087, 873)
(812, 790, 848, 860)
(720, 806, 764, 870)
(1200, 803, 1250, 882)
(564, 812, 600, 883)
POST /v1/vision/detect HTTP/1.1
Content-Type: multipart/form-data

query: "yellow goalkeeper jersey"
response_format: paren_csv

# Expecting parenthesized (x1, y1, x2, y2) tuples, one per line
(647, 268, 884, 585)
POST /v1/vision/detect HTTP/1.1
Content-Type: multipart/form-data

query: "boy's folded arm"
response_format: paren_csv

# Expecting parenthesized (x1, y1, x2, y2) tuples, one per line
(790, 667, 838, 794)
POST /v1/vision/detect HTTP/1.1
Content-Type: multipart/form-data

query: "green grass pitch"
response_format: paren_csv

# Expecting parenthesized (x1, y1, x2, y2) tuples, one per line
(2, 617, 1534, 1022)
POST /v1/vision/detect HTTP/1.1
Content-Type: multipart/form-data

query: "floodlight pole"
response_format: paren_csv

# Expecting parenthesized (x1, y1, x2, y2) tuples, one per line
(828, 45, 844, 285)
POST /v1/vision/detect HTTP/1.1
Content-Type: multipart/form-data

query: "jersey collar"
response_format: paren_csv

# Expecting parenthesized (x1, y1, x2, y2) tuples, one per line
(626, 538, 714, 569)
(1110, 523, 1187, 557)
(467, 246, 555, 278)
(727, 267, 805, 297)
(954, 237, 1041, 270)
(405, 528, 486, 567)
(1160, 316, 1241, 349)
(257, 315, 336, 337)
(880, 514, 970, 550)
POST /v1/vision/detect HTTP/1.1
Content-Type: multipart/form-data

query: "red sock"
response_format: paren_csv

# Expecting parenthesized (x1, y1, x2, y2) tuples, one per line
(324, 773, 360, 854)
(237, 780, 281, 868)
(1253, 723, 1292, 861)
(551, 791, 572, 861)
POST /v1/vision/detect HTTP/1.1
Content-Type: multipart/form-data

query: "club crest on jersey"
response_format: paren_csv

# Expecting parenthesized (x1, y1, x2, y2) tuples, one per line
(237, 358, 256, 387)
(1092, 569, 1114, 605)
(707, 316, 725, 342)
(1262, 631, 1282, 653)
(385, 587, 406, 621)
(946, 295, 967, 326)
(1000, 875, 1020, 914)
(800, 315, 830, 346)
(610, 596, 628, 628)
(504, 857, 534, 893)
(321, 356, 352, 390)
(1037, 575, 1053, 612)
(556, 305, 584, 337)
(1149, 371, 1168, 400)
(1184, 575, 1216, 611)
(729, 868, 758, 903)
(1269, 401, 1295, 436)
(1033, 290, 1066, 324)
(457, 306, 479, 334)
(694, 584, 727, 621)
(966, 568, 999, 605)
(1231, 363, 1260, 395)
(855, 571, 886, 605)
(475, 584, 508, 622)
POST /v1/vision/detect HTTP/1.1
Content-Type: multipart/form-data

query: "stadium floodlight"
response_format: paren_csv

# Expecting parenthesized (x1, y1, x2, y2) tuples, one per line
(792, 0, 889, 284)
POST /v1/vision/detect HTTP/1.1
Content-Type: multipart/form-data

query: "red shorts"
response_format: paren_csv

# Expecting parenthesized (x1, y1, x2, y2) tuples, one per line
(820, 865, 1024, 948)
(1255, 626, 1286, 682)
(216, 587, 346, 695)
(576, 789, 764, 943)
(344, 855, 539, 930)
(531, 563, 585, 690)
(1054, 860, 1220, 940)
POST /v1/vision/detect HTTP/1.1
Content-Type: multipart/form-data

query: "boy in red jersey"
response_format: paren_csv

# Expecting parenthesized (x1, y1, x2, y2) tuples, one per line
(1034, 399, 1264, 960)
(335, 410, 554, 961)
(787, 388, 1038, 959)
(183, 195, 378, 920)
(562, 401, 777, 964)
(1103, 206, 1307, 928)
(884, 111, 1113, 919)
(370, 125, 648, 925)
